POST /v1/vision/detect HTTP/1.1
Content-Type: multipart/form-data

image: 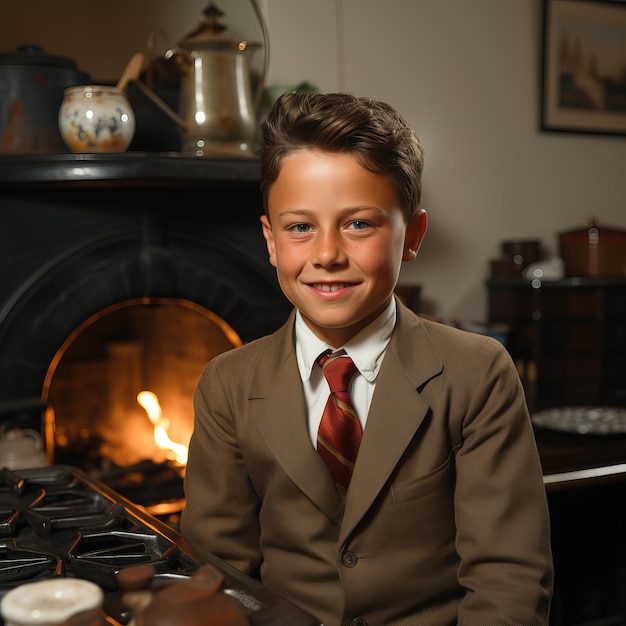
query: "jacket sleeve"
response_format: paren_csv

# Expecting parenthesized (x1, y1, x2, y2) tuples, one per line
(449, 337, 553, 623)
(180, 356, 263, 577)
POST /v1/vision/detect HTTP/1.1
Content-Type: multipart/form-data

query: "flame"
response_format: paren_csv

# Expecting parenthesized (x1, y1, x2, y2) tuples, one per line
(137, 391, 188, 465)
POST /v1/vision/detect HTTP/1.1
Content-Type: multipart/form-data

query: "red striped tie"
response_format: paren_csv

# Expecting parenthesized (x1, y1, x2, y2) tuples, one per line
(317, 350, 362, 501)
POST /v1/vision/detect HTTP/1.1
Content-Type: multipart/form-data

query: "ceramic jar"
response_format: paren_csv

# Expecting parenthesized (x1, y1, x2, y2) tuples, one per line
(0, 578, 104, 626)
(58, 85, 135, 153)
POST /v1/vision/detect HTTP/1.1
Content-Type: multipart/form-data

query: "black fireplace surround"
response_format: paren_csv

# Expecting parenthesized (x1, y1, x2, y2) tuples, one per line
(0, 154, 325, 625)
(0, 153, 292, 422)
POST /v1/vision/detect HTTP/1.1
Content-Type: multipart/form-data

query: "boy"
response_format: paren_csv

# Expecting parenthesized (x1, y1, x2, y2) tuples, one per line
(181, 92, 553, 625)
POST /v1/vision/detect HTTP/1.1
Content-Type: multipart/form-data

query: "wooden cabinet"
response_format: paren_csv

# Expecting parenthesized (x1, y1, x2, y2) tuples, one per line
(489, 279, 626, 625)
(487, 277, 626, 411)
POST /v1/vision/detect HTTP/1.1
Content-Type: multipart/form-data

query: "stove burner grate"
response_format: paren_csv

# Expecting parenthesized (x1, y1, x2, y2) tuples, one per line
(0, 541, 61, 586)
(67, 529, 181, 590)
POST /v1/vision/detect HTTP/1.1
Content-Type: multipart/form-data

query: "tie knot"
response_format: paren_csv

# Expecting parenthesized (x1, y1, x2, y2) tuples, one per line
(318, 350, 358, 394)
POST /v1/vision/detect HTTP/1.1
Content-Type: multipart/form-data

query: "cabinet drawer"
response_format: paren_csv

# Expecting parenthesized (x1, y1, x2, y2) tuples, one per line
(537, 381, 602, 408)
(605, 324, 626, 347)
(605, 355, 626, 381)
(539, 356, 602, 381)
(539, 289, 604, 318)
(606, 289, 626, 316)
(540, 322, 602, 353)
(488, 289, 533, 321)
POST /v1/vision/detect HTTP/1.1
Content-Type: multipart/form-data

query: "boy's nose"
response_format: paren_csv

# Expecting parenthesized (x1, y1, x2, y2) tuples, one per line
(312, 231, 347, 267)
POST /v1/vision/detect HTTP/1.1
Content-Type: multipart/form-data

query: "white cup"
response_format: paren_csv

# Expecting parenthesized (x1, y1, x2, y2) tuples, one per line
(0, 428, 47, 471)
(0, 578, 104, 626)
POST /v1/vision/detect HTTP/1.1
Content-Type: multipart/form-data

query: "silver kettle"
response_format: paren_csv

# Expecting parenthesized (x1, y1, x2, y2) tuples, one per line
(164, 1, 268, 157)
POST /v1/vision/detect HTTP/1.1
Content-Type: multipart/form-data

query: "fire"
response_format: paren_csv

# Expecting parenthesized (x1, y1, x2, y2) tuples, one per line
(137, 391, 188, 465)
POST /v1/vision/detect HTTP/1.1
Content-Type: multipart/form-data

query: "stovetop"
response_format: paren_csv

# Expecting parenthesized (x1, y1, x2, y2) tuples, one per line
(0, 465, 319, 625)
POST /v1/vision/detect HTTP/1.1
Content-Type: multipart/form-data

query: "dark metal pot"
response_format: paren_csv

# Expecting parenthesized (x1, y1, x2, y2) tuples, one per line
(0, 45, 90, 154)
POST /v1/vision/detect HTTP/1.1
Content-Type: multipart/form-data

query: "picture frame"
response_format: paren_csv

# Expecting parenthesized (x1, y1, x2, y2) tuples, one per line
(540, 0, 626, 136)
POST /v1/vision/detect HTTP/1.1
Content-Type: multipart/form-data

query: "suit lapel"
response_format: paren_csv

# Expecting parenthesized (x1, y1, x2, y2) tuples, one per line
(341, 304, 444, 540)
(250, 315, 344, 520)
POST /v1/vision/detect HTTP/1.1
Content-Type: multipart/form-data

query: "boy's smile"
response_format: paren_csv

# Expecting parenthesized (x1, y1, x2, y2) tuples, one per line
(261, 149, 426, 347)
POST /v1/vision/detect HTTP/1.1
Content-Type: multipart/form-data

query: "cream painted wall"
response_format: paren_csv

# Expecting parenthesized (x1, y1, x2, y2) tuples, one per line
(2, 0, 625, 321)
(266, 0, 626, 321)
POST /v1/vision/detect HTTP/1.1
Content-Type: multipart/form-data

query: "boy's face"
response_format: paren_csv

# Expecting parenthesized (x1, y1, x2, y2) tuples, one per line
(261, 149, 426, 348)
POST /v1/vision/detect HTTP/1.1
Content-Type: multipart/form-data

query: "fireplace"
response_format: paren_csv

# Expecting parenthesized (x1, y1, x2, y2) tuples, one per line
(0, 153, 292, 507)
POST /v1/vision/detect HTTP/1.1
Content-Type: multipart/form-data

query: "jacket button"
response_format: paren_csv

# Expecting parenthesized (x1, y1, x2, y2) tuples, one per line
(341, 550, 357, 567)
(350, 619, 368, 626)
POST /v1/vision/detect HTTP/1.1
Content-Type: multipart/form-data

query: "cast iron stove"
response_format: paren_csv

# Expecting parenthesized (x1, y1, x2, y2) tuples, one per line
(0, 465, 318, 625)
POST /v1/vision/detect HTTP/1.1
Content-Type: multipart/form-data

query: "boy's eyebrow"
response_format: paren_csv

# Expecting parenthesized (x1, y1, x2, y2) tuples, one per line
(274, 208, 315, 218)
(275, 206, 387, 219)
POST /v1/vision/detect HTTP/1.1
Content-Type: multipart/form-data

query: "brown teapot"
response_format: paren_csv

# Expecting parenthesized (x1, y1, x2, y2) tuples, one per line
(118, 563, 249, 626)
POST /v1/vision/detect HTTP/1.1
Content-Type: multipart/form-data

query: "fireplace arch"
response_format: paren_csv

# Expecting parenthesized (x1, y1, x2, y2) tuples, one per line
(0, 216, 288, 401)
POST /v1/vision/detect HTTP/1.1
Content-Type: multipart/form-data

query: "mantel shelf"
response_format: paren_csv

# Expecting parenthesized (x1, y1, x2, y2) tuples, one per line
(0, 152, 261, 188)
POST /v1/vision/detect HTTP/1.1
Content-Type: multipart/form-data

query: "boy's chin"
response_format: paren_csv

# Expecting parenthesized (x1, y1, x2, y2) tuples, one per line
(301, 312, 379, 344)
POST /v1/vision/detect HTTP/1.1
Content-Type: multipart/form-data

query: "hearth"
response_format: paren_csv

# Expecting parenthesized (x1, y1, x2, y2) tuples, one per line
(0, 154, 292, 493)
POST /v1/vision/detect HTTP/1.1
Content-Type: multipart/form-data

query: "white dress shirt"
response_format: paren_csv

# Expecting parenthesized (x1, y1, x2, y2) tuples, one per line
(295, 299, 396, 447)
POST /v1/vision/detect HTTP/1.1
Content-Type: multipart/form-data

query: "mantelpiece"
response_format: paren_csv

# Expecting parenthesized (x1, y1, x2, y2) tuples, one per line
(0, 152, 261, 187)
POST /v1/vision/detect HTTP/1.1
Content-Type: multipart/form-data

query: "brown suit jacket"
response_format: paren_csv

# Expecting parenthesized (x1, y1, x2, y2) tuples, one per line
(181, 301, 553, 625)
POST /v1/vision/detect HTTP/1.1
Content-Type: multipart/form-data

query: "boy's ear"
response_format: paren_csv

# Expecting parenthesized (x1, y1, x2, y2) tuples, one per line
(402, 208, 427, 262)
(260, 215, 278, 267)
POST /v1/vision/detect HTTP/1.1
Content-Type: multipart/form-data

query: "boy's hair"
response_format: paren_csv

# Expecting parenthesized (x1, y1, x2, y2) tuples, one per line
(258, 91, 424, 222)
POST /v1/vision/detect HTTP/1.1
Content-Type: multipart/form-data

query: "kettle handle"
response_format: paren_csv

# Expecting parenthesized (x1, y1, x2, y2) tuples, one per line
(249, 0, 270, 116)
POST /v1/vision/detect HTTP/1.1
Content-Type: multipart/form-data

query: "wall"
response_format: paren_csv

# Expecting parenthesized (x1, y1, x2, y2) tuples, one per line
(2, 0, 625, 321)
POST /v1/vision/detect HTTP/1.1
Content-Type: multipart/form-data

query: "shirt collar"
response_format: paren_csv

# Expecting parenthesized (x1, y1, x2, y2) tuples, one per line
(295, 298, 396, 382)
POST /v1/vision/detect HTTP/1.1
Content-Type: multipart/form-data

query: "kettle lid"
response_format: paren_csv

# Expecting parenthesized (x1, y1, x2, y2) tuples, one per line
(177, 2, 228, 45)
(176, 1, 260, 49)
(176, 2, 261, 52)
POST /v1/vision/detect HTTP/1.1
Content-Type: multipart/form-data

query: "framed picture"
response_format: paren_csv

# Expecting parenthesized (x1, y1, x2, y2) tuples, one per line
(540, 0, 626, 136)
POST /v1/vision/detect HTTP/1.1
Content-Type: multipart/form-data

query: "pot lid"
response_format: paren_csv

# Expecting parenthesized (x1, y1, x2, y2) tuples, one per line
(559, 217, 626, 237)
(0, 44, 80, 69)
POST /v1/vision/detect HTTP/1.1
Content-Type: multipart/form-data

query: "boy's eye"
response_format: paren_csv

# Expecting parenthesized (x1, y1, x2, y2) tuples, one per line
(289, 223, 312, 233)
(350, 220, 370, 231)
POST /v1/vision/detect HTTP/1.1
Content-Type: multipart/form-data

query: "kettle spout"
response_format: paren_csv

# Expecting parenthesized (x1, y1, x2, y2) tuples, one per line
(130, 79, 189, 130)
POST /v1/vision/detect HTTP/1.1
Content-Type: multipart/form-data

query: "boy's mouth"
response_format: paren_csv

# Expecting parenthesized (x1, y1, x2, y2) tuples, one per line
(311, 283, 353, 292)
